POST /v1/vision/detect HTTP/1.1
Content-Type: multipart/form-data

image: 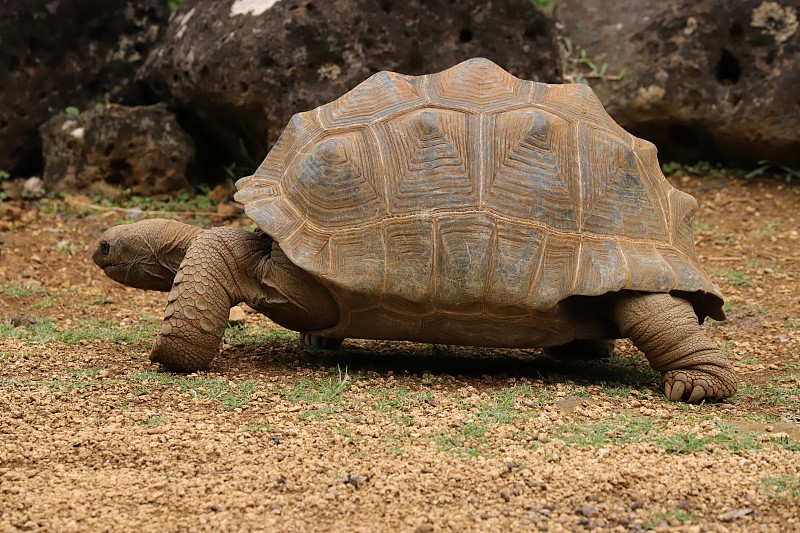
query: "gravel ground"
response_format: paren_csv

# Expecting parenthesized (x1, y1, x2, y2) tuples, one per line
(1, 174, 799, 532)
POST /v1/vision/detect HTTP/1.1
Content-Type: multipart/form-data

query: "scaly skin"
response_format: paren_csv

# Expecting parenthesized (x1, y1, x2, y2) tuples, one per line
(613, 292, 736, 402)
(93, 219, 203, 291)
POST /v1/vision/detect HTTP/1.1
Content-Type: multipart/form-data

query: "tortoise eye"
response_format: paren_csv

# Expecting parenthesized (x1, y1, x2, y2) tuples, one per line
(99, 240, 110, 255)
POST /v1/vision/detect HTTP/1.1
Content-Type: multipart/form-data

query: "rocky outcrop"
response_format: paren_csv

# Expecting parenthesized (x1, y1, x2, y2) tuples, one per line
(138, 0, 560, 167)
(556, 0, 800, 166)
(40, 104, 194, 198)
(0, 0, 169, 175)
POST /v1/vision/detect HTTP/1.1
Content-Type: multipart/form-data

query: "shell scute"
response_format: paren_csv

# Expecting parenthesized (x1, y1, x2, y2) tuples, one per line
(485, 109, 577, 229)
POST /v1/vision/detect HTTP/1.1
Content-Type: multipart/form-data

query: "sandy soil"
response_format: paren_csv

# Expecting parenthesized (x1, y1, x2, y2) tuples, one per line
(1, 175, 799, 532)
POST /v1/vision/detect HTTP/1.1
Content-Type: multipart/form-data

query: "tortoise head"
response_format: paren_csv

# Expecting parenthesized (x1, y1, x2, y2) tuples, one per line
(92, 219, 204, 292)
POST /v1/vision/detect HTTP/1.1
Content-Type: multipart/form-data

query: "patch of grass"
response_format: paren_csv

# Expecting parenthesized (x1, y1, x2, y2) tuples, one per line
(530, 0, 555, 10)
(785, 318, 800, 331)
(692, 220, 713, 232)
(130, 371, 257, 410)
(242, 422, 273, 433)
(93, 189, 216, 215)
(762, 475, 800, 502)
(645, 508, 695, 530)
(712, 269, 751, 287)
(1, 283, 49, 299)
(756, 220, 781, 236)
(560, 37, 626, 84)
(552, 415, 656, 447)
(35, 368, 110, 391)
(657, 423, 762, 454)
(369, 387, 413, 413)
(280, 366, 351, 420)
(734, 381, 800, 411)
(435, 384, 542, 457)
(92, 295, 112, 305)
(550, 415, 770, 455)
(0, 317, 157, 347)
(744, 160, 800, 183)
(140, 415, 164, 426)
(224, 322, 296, 346)
(712, 232, 738, 245)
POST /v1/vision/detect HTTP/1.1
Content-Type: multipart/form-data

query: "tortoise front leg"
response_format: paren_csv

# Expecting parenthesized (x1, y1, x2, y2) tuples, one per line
(150, 227, 271, 371)
(612, 292, 736, 403)
(151, 228, 340, 372)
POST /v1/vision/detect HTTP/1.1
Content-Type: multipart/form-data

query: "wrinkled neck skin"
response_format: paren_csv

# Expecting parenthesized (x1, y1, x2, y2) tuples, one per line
(92, 219, 204, 291)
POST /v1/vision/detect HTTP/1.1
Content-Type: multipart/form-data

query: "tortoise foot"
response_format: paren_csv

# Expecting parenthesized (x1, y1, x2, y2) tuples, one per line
(300, 333, 344, 350)
(662, 369, 734, 403)
(150, 331, 218, 373)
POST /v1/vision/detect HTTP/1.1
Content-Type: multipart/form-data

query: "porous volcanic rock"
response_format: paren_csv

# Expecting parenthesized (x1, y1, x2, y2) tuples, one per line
(556, 0, 800, 166)
(139, 0, 560, 166)
(40, 104, 194, 199)
(0, 0, 169, 175)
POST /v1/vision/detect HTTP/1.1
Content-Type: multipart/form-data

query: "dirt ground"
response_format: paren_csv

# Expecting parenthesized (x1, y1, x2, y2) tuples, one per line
(1, 174, 799, 532)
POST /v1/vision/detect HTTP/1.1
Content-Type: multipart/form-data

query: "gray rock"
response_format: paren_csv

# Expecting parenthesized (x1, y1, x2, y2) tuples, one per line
(138, 0, 560, 167)
(556, 0, 800, 166)
(0, 0, 170, 175)
(40, 104, 194, 199)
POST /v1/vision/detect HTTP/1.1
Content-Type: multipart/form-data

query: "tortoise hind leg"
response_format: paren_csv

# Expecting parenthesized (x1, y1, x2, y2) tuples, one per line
(612, 291, 736, 402)
(300, 334, 344, 350)
(544, 339, 614, 360)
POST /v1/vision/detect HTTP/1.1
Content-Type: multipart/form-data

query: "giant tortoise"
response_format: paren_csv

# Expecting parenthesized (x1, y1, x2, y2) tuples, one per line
(93, 58, 735, 403)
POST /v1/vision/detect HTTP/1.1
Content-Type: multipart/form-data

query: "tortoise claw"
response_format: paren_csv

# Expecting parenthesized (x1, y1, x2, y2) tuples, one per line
(662, 370, 728, 403)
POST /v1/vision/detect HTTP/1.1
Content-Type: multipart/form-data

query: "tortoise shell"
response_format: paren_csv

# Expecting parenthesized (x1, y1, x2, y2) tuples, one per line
(234, 58, 723, 346)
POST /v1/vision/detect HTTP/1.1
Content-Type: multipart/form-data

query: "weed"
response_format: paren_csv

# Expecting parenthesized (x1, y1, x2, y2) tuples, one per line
(529, 0, 555, 9)
(1, 283, 49, 299)
(370, 388, 413, 413)
(734, 382, 800, 411)
(560, 37, 626, 84)
(225, 322, 296, 346)
(692, 221, 713, 232)
(552, 416, 656, 448)
(130, 371, 257, 410)
(435, 384, 540, 457)
(721, 340, 734, 354)
(712, 232, 738, 245)
(744, 160, 800, 183)
(756, 220, 781, 236)
(762, 475, 800, 502)
(280, 366, 351, 419)
(168, 0, 185, 13)
(243, 422, 273, 433)
(31, 296, 57, 309)
(141, 415, 164, 426)
(657, 423, 762, 454)
(65, 106, 80, 117)
(92, 295, 112, 305)
(645, 508, 695, 530)
(35, 368, 110, 391)
(712, 269, 751, 287)
(785, 318, 800, 331)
